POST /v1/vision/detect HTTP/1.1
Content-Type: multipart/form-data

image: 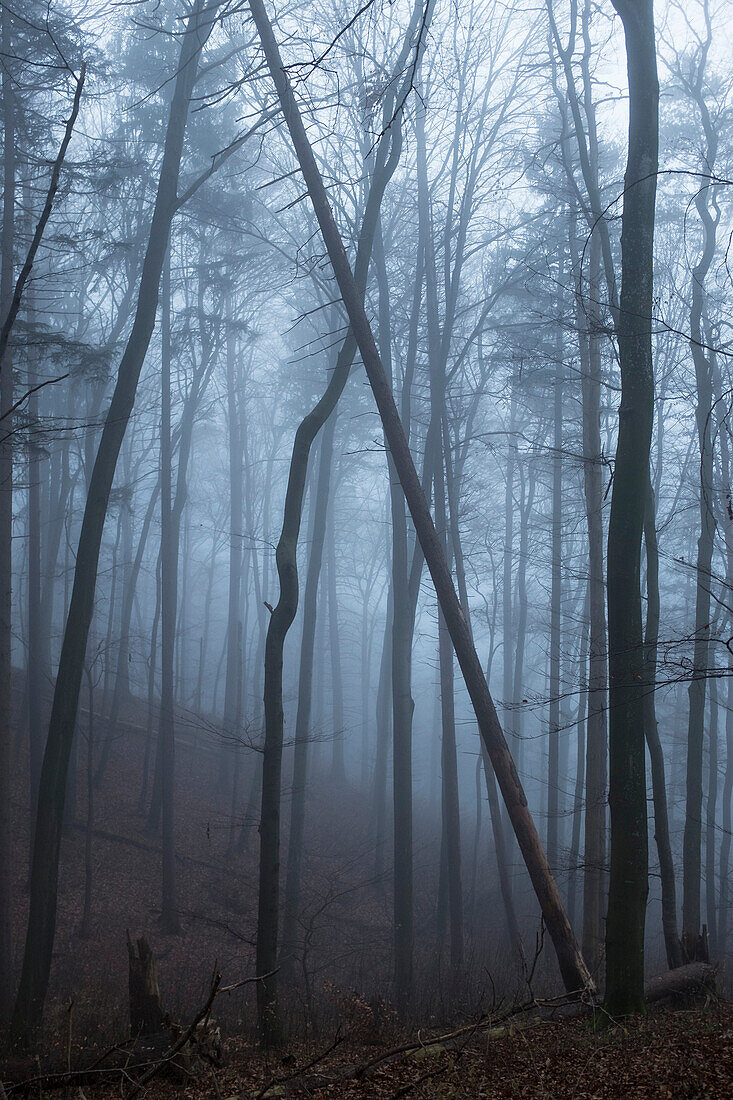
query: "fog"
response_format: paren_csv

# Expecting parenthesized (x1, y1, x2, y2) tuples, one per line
(1, 0, 732, 1079)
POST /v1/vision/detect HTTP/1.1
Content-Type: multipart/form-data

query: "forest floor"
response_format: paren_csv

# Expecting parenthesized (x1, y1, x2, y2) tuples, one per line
(7, 673, 732, 1095)
(6, 1000, 732, 1097)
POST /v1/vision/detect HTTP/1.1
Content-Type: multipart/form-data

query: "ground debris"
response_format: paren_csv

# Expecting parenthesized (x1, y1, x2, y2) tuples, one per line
(14, 1000, 730, 1099)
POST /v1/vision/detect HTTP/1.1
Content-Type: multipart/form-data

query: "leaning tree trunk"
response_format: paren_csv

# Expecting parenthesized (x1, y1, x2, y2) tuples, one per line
(605, 0, 659, 1017)
(248, 0, 592, 999)
(11, 1, 212, 1039)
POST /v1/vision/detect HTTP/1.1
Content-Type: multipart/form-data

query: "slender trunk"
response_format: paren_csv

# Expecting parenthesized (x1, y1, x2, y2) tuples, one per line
(579, 244, 608, 977)
(445, 419, 522, 959)
(227, 622, 244, 854)
(281, 408, 336, 967)
(605, 0, 658, 1016)
(223, 299, 244, 770)
(719, 660, 733, 958)
(11, 4, 211, 1037)
(373, 584, 392, 881)
(375, 213, 415, 1011)
(114, 441, 134, 703)
(423, 260, 462, 969)
(470, 753, 482, 919)
(80, 669, 94, 939)
(327, 501, 346, 783)
(98, 476, 160, 782)
(0, 0, 15, 1023)
(643, 482, 683, 968)
(682, 95, 719, 957)
(511, 461, 534, 789)
(101, 510, 123, 717)
(547, 292, 564, 872)
(158, 252, 179, 934)
(143, 553, 162, 817)
(480, 745, 525, 962)
(706, 673, 718, 956)
(26, 249, 43, 833)
(196, 548, 217, 716)
(568, 599, 589, 932)
(503, 388, 517, 759)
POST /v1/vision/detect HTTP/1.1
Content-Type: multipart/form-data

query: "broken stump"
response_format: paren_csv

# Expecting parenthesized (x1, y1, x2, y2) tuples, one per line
(127, 931, 164, 1036)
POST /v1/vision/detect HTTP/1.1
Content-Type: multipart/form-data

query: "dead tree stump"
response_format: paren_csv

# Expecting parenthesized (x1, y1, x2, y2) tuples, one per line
(127, 931, 164, 1036)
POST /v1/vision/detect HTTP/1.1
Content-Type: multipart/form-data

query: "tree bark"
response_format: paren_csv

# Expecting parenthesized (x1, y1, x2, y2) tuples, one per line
(605, 0, 659, 1016)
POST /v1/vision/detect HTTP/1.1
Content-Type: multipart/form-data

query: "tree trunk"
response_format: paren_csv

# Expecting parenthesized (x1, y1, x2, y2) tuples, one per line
(547, 285, 564, 873)
(605, 0, 659, 1016)
(706, 673, 718, 957)
(718, 658, 733, 958)
(643, 482, 682, 969)
(140, 554, 161, 813)
(281, 407, 336, 969)
(373, 583, 392, 881)
(158, 252, 180, 935)
(25, 246, 43, 836)
(0, 0, 15, 1024)
(99, 476, 160, 783)
(80, 667, 94, 939)
(11, 3, 212, 1038)
(327, 501, 346, 783)
(682, 72, 719, 957)
(223, 297, 244, 778)
(568, 598, 589, 932)
(580, 258, 608, 978)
